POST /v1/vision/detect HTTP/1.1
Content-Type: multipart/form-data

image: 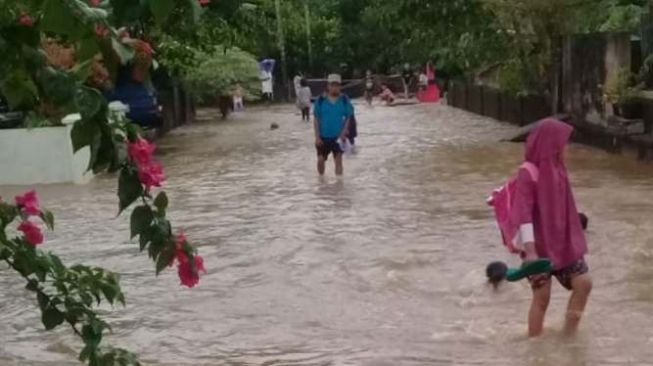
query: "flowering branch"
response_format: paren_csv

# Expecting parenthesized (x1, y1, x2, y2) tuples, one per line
(1, 193, 140, 365)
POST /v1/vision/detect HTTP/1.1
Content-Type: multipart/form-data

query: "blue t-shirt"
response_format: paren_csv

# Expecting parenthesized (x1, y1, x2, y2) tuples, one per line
(314, 95, 354, 139)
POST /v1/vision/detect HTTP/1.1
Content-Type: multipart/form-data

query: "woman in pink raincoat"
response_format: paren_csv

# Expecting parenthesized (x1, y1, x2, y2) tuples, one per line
(512, 119, 592, 337)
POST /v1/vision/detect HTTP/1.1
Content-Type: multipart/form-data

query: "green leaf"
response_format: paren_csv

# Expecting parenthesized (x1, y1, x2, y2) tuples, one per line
(42, 305, 64, 330)
(13, 251, 35, 277)
(25, 280, 39, 292)
(1, 70, 37, 108)
(41, 0, 83, 37)
(153, 192, 168, 213)
(77, 38, 101, 62)
(71, 59, 95, 83)
(111, 38, 134, 64)
(82, 323, 103, 348)
(37, 292, 49, 311)
(125, 123, 143, 142)
(75, 87, 104, 119)
(40, 210, 55, 230)
(155, 243, 175, 274)
(39, 67, 75, 106)
(91, 126, 114, 173)
(79, 344, 94, 362)
(150, 0, 176, 24)
(138, 225, 152, 252)
(130, 205, 153, 239)
(71, 119, 100, 153)
(100, 282, 118, 305)
(118, 168, 143, 213)
(110, 137, 128, 173)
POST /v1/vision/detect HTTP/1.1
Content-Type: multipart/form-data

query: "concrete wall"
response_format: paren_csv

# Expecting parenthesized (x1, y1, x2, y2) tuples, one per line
(0, 125, 92, 185)
(562, 33, 631, 124)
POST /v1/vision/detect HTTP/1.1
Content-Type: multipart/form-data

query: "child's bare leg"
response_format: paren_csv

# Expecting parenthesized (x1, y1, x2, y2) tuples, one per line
(334, 154, 344, 176)
(529, 279, 551, 337)
(564, 273, 592, 335)
(317, 155, 326, 175)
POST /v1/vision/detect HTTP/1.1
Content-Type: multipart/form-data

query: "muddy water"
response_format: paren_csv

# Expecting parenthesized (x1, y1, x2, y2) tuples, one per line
(2, 103, 653, 366)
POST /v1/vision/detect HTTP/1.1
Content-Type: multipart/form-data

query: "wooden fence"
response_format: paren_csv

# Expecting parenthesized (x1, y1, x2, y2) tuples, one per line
(448, 80, 551, 127)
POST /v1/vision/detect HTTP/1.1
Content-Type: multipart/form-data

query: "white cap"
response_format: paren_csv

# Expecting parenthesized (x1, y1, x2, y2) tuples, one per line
(327, 74, 342, 84)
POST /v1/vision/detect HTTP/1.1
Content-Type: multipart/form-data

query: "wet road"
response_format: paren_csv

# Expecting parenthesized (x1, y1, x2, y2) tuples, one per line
(2, 102, 653, 365)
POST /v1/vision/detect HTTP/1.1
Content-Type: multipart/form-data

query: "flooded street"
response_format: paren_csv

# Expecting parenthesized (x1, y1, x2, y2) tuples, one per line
(2, 102, 653, 365)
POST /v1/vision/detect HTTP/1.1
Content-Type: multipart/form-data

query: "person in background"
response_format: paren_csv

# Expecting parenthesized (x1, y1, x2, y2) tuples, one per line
(297, 78, 312, 122)
(379, 84, 395, 105)
(364, 69, 375, 106)
(401, 63, 413, 99)
(418, 71, 428, 92)
(233, 83, 244, 112)
(293, 71, 303, 107)
(512, 119, 592, 337)
(260, 68, 273, 104)
(313, 74, 354, 176)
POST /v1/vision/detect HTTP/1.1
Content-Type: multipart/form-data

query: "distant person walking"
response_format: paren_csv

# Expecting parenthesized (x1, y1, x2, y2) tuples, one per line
(364, 69, 375, 106)
(260, 65, 274, 104)
(417, 61, 441, 103)
(401, 63, 413, 99)
(297, 78, 312, 122)
(313, 74, 354, 175)
(293, 71, 303, 106)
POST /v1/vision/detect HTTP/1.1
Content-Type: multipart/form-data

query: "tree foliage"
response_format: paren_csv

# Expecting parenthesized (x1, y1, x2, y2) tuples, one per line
(184, 46, 261, 102)
(1, 1, 206, 365)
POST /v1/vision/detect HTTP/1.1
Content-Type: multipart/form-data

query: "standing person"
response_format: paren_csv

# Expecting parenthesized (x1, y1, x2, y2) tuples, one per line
(260, 68, 274, 104)
(512, 119, 592, 337)
(293, 71, 303, 106)
(364, 69, 375, 106)
(297, 78, 312, 122)
(418, 61, 441, 103)
(401, 63, 412, 99)
(313, 74, 354, 176)
(233, 82, 244, 112)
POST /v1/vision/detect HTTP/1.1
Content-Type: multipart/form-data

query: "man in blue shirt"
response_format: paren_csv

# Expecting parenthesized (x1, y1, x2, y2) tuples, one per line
(313, 74, 354, 175)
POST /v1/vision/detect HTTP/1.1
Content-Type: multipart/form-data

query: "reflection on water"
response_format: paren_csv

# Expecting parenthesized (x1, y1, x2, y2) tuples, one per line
(2, 103, 653, 365)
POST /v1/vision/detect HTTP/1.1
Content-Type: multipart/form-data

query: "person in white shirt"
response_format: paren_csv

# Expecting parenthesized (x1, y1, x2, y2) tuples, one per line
(260, 69, 273, 104)
(297, 78, 312, 121)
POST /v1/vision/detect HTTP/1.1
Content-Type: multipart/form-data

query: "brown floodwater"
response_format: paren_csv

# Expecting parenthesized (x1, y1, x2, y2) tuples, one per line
(2, 103, 653, 366)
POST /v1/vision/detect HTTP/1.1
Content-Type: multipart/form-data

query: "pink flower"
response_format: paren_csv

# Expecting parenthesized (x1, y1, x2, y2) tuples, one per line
(18, 221, 43, 246)
(135, 40, 153, 57)
(15, 190, 41, 216)
(94, 24, 109, 38)
(199, 0, 210, 6)
(19, 12, 34, 27)
(137, 163, 165, 190)
(127, 138, 156, 166)
(89, 0, 101, 6)
(177, 253, 205, 288)
(194, 255, 206, 273)
(118, 29, 130, 40)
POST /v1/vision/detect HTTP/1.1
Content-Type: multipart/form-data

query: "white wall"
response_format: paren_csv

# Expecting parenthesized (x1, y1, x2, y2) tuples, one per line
(0, 125, 93, 185)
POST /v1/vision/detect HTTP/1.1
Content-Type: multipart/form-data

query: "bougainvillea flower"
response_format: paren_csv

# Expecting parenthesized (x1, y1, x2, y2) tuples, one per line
(15, 190, 41, 216)
(18, 220, 44, 246)
(19, 12, 34, 27)
(127, 138, 156, 166)
(137, 163, 165, 190)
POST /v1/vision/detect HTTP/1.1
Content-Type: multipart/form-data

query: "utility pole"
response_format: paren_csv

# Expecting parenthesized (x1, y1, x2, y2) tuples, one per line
(304, 0, 313, 72)
(274, 0, 290, 100)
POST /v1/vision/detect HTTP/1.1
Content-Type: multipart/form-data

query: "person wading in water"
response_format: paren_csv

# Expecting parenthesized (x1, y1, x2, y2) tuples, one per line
(313, 74, 354, 176)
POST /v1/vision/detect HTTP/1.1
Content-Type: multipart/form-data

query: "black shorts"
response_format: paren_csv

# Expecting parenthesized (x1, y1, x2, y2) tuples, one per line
(317, 138, 343, 160)
(530, 257, 589, 290)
